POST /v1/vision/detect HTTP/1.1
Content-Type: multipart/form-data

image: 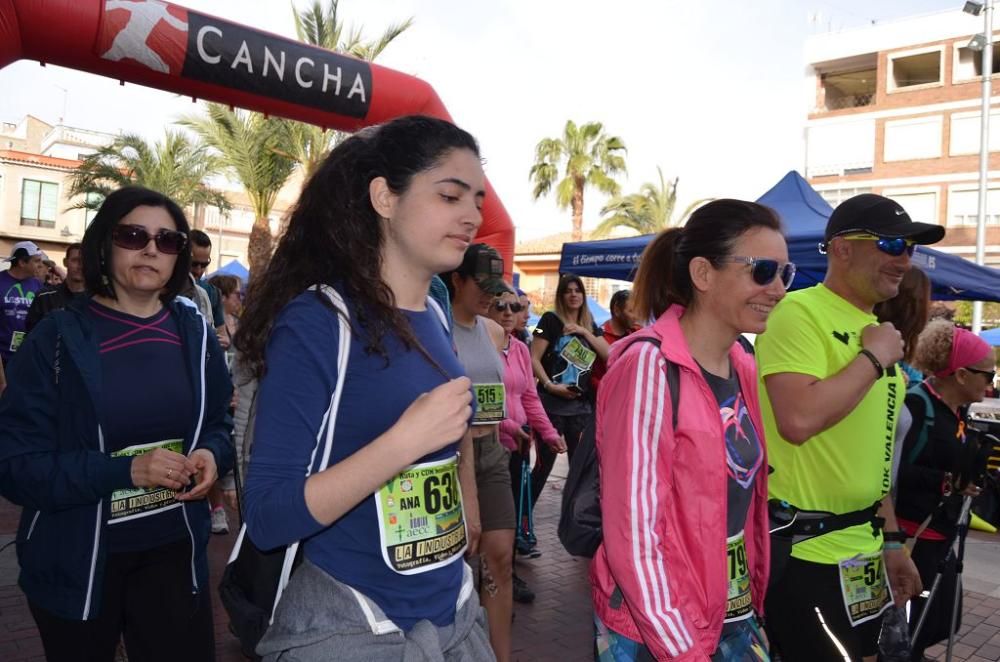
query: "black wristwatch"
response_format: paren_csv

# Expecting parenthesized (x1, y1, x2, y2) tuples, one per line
(882, 530, 908, 544)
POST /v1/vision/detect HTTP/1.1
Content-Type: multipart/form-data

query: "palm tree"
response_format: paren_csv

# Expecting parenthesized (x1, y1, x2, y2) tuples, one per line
(281, 0, 413, 179)
(179, 105, 296, 277)
(528, 120, 627, 241)
(591, 168, 712, 238)
(68, 131, 229, 212)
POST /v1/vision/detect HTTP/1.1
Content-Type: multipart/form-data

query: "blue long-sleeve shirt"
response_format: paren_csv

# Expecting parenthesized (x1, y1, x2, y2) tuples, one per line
(244, 289, 470, 631)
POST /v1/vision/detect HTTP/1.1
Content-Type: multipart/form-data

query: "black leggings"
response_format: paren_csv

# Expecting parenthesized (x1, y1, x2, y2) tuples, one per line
(29, 538, 215, 662)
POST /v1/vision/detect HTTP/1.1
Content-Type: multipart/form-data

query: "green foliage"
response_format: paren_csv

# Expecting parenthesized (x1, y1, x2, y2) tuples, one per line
(178, 105, 296, 225)
(283, 0, 413, 179)
(591, 167, 712, 238)
(953, 301, 1000, 328)
(528, 120, 627, 240)
(68, 132, 229, 212)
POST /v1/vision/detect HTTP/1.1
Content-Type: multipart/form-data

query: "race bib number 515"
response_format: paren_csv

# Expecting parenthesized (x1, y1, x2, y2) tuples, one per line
(375, 456, 467, 575)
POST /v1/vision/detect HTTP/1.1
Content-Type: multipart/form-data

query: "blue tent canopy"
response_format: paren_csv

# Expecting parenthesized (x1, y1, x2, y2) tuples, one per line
(206, 259, 250, 283)
(980, 327, 1000, 347)
(559, 171, 1000, 302)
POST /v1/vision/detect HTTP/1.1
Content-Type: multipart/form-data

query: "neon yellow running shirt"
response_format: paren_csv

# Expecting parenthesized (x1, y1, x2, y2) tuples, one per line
(756, 285, 902, 564)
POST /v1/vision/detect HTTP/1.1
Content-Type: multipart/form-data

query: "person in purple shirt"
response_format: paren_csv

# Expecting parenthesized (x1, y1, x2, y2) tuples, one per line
(0, 240, 44, 365)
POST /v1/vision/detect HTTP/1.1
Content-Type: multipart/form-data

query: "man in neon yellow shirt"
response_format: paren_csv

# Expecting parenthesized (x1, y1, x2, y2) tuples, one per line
(757, 194, 942, 661)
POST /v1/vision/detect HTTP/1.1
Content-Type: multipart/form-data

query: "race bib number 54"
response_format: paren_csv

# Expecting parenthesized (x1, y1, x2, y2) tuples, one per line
(839, 551, 892, 626)
(376, 456, 467, 575)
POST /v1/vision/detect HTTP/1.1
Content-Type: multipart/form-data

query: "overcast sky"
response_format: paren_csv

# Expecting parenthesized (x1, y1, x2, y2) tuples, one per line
(0, 0, 967, 240)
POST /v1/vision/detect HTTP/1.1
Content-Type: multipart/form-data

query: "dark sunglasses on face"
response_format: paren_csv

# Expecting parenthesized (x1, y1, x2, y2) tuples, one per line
(191, 260, 211, 269)
(493, 301, 524, 313)
(963, 367, 996, 382)
(112, 224, 188, 255)
(716, 256, 797, 289)
(840, 233, 916, 257)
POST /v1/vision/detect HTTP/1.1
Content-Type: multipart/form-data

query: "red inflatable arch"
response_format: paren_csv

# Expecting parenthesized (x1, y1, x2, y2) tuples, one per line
(0, 0, 515, 276)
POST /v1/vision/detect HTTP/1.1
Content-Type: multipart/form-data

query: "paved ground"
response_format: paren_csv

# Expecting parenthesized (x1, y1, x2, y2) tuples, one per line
(0, 456, 998, 661)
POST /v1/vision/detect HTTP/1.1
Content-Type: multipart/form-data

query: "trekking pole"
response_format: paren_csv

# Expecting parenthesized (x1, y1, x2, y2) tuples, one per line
(945, 495, 973, 662)
(523, 431, 536, 546)
(516, 426, 539, 556)
(909, 495, 973, 655)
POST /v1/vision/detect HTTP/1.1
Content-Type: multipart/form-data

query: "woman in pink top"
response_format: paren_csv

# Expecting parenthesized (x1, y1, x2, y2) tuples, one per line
(487, 287, 566, 603)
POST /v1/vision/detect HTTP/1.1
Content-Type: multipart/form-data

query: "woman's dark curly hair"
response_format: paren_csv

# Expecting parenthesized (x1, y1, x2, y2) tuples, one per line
(235, 115, 480, 379)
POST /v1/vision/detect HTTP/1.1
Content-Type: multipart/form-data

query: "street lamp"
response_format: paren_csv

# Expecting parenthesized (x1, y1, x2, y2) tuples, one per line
(967, 0, 994, 334)
(965, 1, 985, 16)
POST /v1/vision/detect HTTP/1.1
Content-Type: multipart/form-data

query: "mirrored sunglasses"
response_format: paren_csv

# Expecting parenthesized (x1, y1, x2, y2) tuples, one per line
(112, 224, 188, 255)
(493, 301, 524, 313)
(716, 256, 797, 290)
(840, 233, 916, 257)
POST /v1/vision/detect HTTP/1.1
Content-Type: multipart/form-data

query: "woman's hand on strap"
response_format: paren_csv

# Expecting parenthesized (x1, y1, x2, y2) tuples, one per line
(393, 377, 473, 460)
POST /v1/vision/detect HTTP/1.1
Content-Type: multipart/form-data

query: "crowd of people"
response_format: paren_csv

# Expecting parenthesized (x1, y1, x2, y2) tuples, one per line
(0, 114, 994, 662)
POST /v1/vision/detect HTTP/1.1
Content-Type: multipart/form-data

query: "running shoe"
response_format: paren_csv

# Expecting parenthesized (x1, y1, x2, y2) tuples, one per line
(516, 538, 541, 558)
(512, 573, 536, 604)
(211, 506, 230, 534)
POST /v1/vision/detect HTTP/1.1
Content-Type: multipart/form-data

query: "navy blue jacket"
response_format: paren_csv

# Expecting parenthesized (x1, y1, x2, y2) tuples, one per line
(0, 296, 234, 620)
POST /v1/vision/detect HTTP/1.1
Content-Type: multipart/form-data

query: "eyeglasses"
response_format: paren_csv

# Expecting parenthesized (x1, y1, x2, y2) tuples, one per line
(191, 260, 211, 269)
(839, 233, 916, 257)
(112, 224, 188, 255)
(493, 301, 524, 313)
(963, 367, 996, 382)
(715, 256, 797, 290)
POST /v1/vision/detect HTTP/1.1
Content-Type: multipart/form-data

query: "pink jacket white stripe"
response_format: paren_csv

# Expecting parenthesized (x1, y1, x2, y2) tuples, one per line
(590, 305, 770, 660)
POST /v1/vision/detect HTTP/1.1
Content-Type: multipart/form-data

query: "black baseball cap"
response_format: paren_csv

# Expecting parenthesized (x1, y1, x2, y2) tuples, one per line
(824, 194, 945, 245)
(457, 243, 510, 295)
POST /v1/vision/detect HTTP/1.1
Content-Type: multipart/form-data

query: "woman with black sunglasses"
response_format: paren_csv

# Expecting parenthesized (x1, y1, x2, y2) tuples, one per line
(591, 199, 792, 661)
(0, 186, 234, 662)
(897, 319, 994, 661)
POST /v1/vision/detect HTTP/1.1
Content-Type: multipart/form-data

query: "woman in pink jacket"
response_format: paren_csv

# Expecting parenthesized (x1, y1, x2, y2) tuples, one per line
(487, 286, 566, 602)
(591, 200, 793, 661)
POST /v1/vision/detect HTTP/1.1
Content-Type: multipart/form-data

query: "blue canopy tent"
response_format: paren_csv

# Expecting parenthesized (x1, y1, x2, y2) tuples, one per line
(206, 259, 250, 283)
(981, 327, 1000, 347)
(558, 171, 1000, 302)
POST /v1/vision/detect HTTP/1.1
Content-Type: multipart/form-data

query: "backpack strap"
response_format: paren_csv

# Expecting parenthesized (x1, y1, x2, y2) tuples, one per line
(426, 295, 451, 334)
(622, 336, 679, 429)
(225, 284, 354, 620)
(905, 384, 936, 465)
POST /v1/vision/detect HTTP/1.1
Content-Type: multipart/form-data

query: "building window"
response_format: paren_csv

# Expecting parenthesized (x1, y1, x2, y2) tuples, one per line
(954, 44, 1000, 82)
(948, 188, 1000, 226)
(883, 190, 939, 226)
(820, 68, 876, 111)
(884, 116, 943, 162)
(805, 119, 876, 177)
(20, 179, 58, 228)
(889, 50, 942, 90)
(818, 187, 872, 208)
(949, 110, 1000, 155)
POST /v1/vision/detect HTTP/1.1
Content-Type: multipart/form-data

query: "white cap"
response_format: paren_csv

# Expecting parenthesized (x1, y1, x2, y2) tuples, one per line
(4, 241, 43, 262)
